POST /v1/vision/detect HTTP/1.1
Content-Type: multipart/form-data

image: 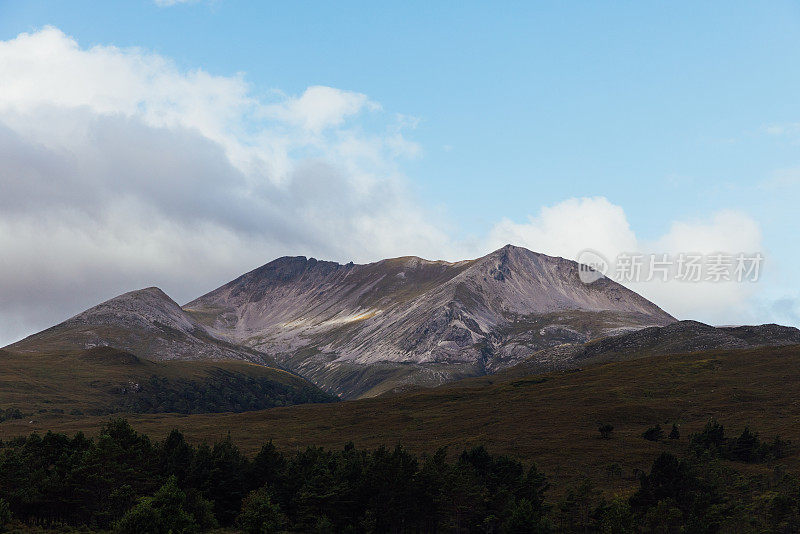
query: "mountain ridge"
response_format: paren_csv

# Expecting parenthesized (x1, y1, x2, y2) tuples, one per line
(7, 286, 276, 365)
(6, 245, 680, 398)
(504, 319, 800, 377)
(182, 245, 675, 396)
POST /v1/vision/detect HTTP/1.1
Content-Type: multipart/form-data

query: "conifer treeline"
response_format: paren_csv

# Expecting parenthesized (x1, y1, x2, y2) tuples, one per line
(0, 420, 550, 532)
(0, 419, 799, 532)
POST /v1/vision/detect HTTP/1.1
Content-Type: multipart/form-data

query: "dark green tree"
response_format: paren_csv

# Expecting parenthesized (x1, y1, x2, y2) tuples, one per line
(729, 427, 760, 463)
(0, 498, 12, 533)
(630, 452, 722, 533)
(237, 486, 287, 534)
(115, 475, 214, 534)
(594, 496, 634, 534)
(202, 435, 249, 524)
(643, 424, 665, 442)
(159, 429, 194, 484)
(689, 419, 726, 456)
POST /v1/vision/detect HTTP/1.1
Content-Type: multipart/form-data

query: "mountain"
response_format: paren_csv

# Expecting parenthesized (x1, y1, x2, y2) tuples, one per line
(184, 245, 675, 397)
(505, 320, 800, 377)
(5, 245, 679, 399)
(7, 287, 274, 365)
(3, 288, 337, 413)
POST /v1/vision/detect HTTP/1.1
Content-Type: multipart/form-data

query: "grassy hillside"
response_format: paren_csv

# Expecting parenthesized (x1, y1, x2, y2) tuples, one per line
(2, 344, 799, 499)
(0, 346, 336, 417)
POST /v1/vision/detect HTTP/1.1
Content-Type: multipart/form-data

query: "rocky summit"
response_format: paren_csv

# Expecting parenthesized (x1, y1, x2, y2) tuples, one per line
(183, 245, 675, 397)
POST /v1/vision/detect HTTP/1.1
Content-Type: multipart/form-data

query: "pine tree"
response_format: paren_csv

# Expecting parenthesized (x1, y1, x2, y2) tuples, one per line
(0, 498, 12, 533)
(237, 486, 287, 534)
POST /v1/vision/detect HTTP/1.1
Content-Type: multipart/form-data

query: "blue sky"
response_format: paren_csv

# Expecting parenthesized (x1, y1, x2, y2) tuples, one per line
(4, 1, 799, 235)
(0, 0, 799, 341)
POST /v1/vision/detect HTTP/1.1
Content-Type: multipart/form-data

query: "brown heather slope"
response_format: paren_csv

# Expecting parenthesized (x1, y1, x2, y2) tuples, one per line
(3, 344, 799, 498)
(0, 347, 334, 416)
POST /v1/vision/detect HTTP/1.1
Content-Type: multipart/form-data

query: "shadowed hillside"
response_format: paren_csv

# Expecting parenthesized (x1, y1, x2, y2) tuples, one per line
(0, 346, 335, 417)
(505, 320, 800, 376)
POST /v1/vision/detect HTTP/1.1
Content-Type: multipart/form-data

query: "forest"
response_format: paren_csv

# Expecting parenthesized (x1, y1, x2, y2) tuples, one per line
(0, 419, 798, 533)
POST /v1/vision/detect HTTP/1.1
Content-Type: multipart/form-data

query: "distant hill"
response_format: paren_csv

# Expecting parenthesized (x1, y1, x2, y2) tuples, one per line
(505, 320, 800, 376)
(5, 245, 676, 399)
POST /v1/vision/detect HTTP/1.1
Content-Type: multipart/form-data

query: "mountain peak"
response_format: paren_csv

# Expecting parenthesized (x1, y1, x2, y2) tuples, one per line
(115, 286, 174, 302)
(480, 244, 564, 266)
(493, 243, 536, 254)
(247, 255, 347, 280)
(183, 246, 675, 397)
(499, 243, 524, 252)
(6, 284, 274, 365)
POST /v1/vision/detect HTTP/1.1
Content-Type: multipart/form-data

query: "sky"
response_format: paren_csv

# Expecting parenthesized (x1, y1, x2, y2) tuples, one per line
(0, 0, 799, 345)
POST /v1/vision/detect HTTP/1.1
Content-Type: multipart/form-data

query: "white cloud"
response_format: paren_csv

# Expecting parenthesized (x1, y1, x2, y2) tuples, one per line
(0, 27, 451, 345)
(769, 297, 800, 326)
(763, 122, 800, 146)
(636, 211, 763, 322)
(263, 86, 379, 134)
(764, 122, 800, 136)
(154, 0, 200, 6)
(651, 211, 761, 255)
(761, 167, 800, 189)
(488, 198, 765, 324)
(488, 197, 638, 261)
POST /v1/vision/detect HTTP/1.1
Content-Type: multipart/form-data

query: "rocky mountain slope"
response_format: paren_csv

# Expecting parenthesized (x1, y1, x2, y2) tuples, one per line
(506, 320, 800, 376)
(184, 245, 675, 397)
(6, 245, 681, 398)
(7, 287, 274, 365)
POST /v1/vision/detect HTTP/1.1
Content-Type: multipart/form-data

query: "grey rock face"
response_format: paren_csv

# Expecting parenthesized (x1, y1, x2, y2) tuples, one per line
(184, 245, 675, 397)
(7, 287, 273, 365)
